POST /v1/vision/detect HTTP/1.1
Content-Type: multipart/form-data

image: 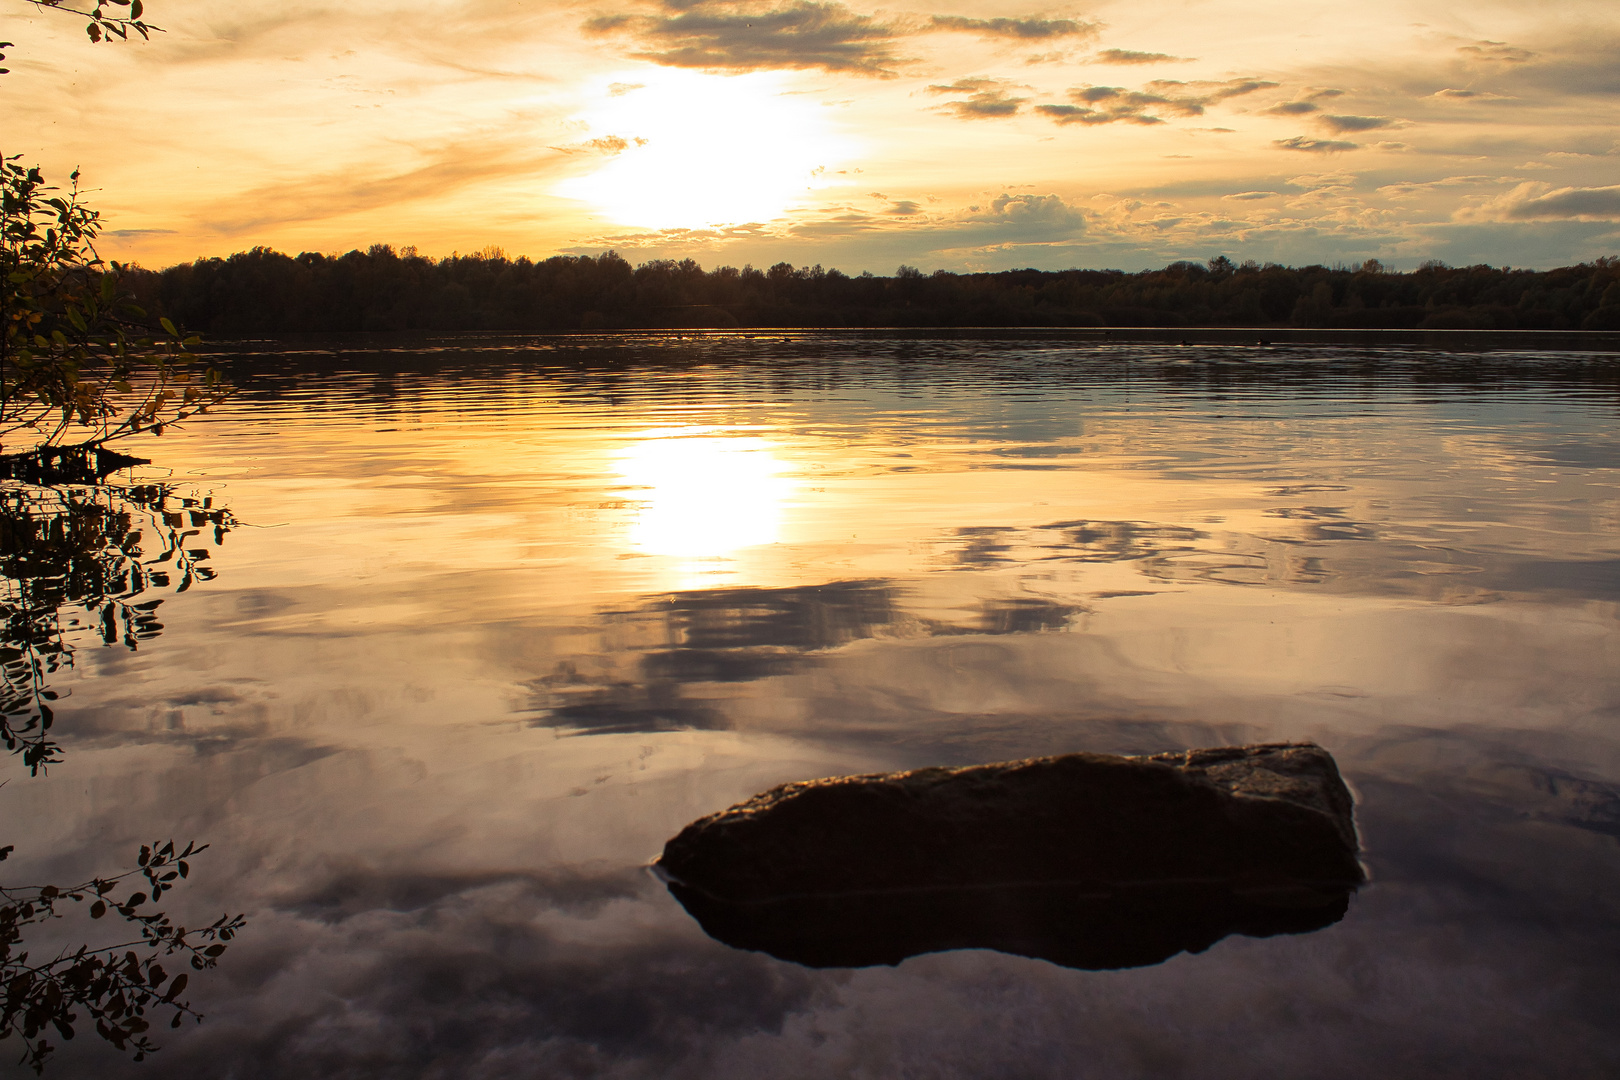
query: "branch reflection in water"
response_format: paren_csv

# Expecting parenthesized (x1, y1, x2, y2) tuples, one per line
(0, 473, 245, 1073)
(0, 480, 234, 773)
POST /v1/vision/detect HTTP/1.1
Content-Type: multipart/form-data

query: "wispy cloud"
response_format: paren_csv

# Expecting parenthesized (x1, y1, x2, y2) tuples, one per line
(1092, 49, 1191, 65)
(201, 138, 566, 233)
(1459, 40, 1536, 63)
(1276, 136, 1361, 153)
(928, 15, 1096, 40)
(1261, 88, 1344, 117)
(1431, 88, 1512, 102)
(1318, 114, 1404, 133)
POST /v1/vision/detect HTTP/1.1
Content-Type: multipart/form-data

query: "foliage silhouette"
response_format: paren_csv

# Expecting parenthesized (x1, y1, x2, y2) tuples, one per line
(3, 8, 244, 1075)
(0, 840, 245, 1074)
(2, 159, 229, 473)
(140, 248, 1620, 333)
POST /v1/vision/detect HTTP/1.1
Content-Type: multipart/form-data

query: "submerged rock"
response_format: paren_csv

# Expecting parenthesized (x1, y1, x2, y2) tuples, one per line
(659, 742, 1363, 970)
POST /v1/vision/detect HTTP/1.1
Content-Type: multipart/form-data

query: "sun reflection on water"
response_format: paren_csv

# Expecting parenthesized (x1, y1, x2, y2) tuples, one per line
(618, 433, 795, 561)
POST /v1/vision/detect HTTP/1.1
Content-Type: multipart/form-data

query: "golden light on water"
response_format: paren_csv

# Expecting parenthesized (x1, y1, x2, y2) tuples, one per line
(556, 71, 850, 230)
(618, 433, 795, 558)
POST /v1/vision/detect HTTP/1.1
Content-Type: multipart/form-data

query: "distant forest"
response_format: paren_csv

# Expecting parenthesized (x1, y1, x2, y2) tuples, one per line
(131, 247, 1620, 333)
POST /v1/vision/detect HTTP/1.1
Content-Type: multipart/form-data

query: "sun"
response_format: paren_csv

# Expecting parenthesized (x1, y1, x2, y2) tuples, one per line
(556, 69, 852, 230)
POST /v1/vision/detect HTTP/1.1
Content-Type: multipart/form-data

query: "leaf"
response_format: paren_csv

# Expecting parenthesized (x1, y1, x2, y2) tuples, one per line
(131, 0, 143, 16)
(90, 900, 106, 918)
(160, 317, 178, 337)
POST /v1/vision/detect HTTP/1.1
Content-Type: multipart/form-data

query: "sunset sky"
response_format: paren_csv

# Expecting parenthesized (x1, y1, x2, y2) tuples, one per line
(4, 0, 1618, 272)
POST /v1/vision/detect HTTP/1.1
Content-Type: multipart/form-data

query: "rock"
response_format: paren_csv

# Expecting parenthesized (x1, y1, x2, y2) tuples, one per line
(659, 742, 1363, 969)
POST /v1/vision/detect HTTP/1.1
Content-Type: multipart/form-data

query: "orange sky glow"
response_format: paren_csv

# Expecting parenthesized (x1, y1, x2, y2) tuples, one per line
(3, 0, 1618, 272)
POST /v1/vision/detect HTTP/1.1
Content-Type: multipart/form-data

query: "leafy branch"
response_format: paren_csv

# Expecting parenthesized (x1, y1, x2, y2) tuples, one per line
(1, 840, 245, 1073)
(0, 0, 160, 74)
(2, 157, 230, 459)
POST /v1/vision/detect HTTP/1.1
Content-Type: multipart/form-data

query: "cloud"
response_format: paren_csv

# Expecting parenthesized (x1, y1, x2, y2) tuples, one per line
(1262, 87, 1344, 117)
(927, 78, 1027, 119)
(1432, 88, 1512, 101)
(928, 15, 1097, 40)
(1037, 78, 1274, 126)
(1265, 101, 1321, 115)
(1376, 175, 1496, 199)
(966, 192, 1086, 232)
(1287, 172, 1357, 190)
(1460, 40, 1535, 63)
(1092, 49, 1189, 64)
(1276, 136, 1360, 153)
(1466, 182, 1620, 221)
(1318, 114, 1404, 133)
(582, 1, 904, 75)
(1223, 191, 1278, 201)
(201, 138, 567, 233)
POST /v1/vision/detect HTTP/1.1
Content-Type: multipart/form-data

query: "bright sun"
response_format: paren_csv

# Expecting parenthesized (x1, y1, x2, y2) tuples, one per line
(556, 70, 851, 230)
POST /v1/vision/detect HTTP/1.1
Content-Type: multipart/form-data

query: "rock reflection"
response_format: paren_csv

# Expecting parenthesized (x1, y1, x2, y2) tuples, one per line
(667, 878, 1353, 971)
(0, 482, 234, 771)
(661, 744, 1362, 971)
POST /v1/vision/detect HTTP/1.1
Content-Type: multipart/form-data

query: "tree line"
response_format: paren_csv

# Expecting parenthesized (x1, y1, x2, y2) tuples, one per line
(131, 247, 1620, 334)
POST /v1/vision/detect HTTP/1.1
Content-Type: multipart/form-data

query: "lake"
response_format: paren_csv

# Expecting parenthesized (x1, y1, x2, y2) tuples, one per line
(5, 333, 1619, 1078)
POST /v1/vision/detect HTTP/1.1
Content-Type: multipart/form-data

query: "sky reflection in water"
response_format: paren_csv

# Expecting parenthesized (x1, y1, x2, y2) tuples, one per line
(3, 338, 1619, 1078)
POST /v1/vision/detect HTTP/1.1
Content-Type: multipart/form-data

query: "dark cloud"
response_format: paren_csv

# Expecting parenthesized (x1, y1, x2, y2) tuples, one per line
(1037, 78, 1273, 126)
(582, 1, 904, 75)
(1276, 136, 1360, 153)
(1093, 49, 1189, 64)
(927, 77, 1027, 119)
(1502, 184, 1620, 220)
(1037, 96, 1165, 126)
(1318, 114, 1403, 133)
(929, 15, 1097, 40)
(1222, 191, 1278, 201)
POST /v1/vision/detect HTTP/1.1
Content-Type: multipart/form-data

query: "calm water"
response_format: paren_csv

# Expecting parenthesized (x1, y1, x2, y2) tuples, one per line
(5, 335, 1620, 1078)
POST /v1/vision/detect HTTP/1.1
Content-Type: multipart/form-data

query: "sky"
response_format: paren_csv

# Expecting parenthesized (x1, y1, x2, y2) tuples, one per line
(3, 0, 1619, 272)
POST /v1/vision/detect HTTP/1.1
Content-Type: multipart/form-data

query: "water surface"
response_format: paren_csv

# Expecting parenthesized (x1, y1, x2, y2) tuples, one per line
(5, 335, 1620, 1078)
